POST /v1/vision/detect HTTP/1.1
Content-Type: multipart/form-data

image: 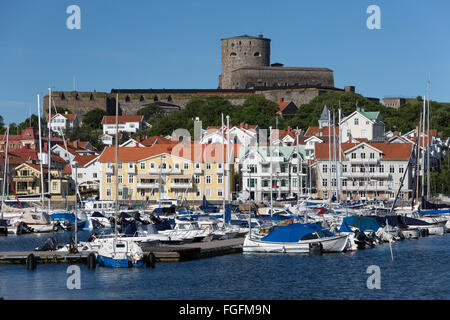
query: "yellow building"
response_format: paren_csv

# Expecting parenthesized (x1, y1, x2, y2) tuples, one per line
(12, 162, 69, 195)
(98, 143, 237, 202)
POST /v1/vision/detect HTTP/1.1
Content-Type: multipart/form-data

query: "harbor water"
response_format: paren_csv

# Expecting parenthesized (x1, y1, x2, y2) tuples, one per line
(1, 232, 450, 300)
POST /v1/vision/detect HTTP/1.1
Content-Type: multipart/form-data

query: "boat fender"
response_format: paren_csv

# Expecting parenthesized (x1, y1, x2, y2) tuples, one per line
(145, 252, 156, 268)
(26, 253, 37, 270)
(87, 253, 97, 269)
(309, 243, 323, 255)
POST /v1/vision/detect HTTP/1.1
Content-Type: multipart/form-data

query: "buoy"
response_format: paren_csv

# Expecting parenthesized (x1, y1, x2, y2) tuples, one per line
(87, 253, 97, 269)
(26, 253, 37, 270)
(146, 253, 156, 268)
(309, 243, 323, 255)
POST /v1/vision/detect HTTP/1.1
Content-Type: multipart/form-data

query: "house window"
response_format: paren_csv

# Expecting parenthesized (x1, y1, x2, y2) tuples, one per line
(106, 188, 111, 197)
(195, 176, 200, 184)
(343, 165, 347, 173)
(217, 176, 223, 184)
(206, 175, 211, 184)
(206, 188, 211, 197)
(140, 190, 145, 197)
(351, 153, 356, 159)
(93, 173, 97, 178)
(206, 163, 211, 170)
(354, 118, 359, 125)
(369, 165, 375, 173)
(342, 179, 347, 187)
(370, 153, 375, 159)
(331, 179, 336, 187)
(379, 164, 384, 173)
(52, 182, 58, 191)
(106, 175, 112, 184)
(78, 173, 83, 179)
(322, 164, 327, 173)
(322, 179, 327, 187)
(361, 153, 366, 159)
(217, 189, 223, 197)
(390, 165, 395, 173)
(140, 162, 145, 170)
(118, 175, 123, 184)
(184, 163, 189, 170)
(399, 165, 404, 174)
(118, 162, 123, 169)
(128, 175, 134, 184)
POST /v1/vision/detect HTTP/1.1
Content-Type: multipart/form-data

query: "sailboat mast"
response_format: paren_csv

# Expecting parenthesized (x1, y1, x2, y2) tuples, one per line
(269, 126, 273, 210)
(226, 115, 230, 205)
(328, 108, 331, 201)
(1, 126, 10, 218)
(47, 88, 52, 214)
(427, 79, 431, 198)
(421, 97, 426, 201)
(37, 94, 45, 209)
(415, 113, 422, 208)
(221, 114, 225, 221)
(114, 92, 119, 237)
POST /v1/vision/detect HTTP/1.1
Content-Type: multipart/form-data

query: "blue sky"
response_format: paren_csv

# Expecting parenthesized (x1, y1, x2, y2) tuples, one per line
(0, 0, 449, 125)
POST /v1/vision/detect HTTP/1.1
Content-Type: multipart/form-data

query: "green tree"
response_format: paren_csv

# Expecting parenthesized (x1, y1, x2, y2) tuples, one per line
(82, 108, 106, 130)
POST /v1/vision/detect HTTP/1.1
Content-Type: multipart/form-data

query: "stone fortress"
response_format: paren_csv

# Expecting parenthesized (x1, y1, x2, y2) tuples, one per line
(44, 34, 367, 119)
(218, 34, 334, 89)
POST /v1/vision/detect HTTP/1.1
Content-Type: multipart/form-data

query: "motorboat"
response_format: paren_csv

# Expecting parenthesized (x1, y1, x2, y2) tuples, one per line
(97, 237, 144, 268)
(243, 223, 349, 254)
(8, 211, 54, 233)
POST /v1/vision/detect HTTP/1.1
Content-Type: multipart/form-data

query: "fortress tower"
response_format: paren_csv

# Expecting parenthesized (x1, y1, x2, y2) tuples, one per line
(219, 34, 271, 89)
(218, 34, 334, 90)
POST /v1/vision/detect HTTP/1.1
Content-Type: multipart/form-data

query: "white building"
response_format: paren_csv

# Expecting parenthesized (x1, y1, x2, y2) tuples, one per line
(314, 141, 414, 201)
(71, 154, 101, 191)
(239, 145, 307, 201)
(340, 107, 385, 142)
(50, 113, 79, 133)
(102, 115, 148, 135)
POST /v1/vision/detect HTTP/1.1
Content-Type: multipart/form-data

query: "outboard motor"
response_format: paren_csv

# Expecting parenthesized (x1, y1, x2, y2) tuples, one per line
(35, 236, 58, 251)
(16, 222, 33, 235)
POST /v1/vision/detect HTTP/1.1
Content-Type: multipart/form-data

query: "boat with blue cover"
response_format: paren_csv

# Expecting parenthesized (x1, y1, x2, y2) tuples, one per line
(243, 223, 348, 253)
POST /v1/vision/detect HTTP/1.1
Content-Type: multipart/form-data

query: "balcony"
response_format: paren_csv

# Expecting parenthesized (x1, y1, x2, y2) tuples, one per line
(136, 183, 159, 189)
(126, 166, 136, 174)
(342, 171, 389, 178)
(170, 182, 193, 189)
(194, 168, 203, 174)
(105, 167, 114, 174)
(348, 158, 379, 165)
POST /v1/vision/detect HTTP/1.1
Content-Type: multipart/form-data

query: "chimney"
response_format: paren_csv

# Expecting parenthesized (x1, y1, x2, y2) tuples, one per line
(279, 98, 284, 102)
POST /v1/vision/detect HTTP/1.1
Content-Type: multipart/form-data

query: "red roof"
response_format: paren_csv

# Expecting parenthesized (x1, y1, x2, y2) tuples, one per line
(102, 115, 144, 125)
(73, 154, 99, 167)
(305, 126, 339, 137)
(98, 143, 240, 163)
(315, 142, 413, 160)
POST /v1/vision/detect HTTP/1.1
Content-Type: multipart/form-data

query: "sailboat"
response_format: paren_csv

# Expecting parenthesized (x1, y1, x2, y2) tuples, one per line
(97, 92, 144, 268)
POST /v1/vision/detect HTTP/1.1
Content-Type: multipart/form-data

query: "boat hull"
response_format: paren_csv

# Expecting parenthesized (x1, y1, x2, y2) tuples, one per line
(243, 234, 348, 254)
(97, 255, 143, 268)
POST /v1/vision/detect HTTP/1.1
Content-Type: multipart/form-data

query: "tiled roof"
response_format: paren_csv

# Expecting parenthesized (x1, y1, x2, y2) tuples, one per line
(315, 142, 413, 160)
(73, 154, 99, 167)
(305, 126, 339, 137)
(102, 115, 144, 125)
(98, 143, 239, 163)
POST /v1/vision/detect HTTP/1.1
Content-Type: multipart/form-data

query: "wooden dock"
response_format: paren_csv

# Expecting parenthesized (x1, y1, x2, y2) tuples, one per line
(0, 237, 245, 266)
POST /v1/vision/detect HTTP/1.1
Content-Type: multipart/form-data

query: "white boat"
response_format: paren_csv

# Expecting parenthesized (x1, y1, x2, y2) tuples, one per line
(7, 211, 55, 234)
(97, 237, 144, 268)
(243, 223, 348, 254)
